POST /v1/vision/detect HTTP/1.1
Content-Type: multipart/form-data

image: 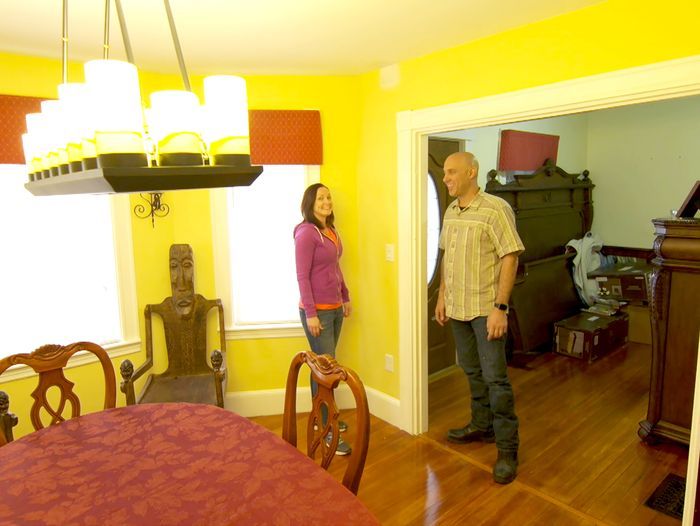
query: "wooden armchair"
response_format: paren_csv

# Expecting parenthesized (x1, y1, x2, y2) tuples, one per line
(119, 244, 227, 408)
(120, 298, 226, 407)
(282, 351, 370, 494)
(0, 341, 116, 447)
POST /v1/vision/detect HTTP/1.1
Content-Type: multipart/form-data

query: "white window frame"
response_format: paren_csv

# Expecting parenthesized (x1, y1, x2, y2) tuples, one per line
(1, 178, 140, 382)
(211, 165, 320, 340)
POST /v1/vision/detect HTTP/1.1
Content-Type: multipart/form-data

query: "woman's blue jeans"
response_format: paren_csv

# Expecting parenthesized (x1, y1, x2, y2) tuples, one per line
(299, 307, 344, 426)
(450, 316, 519, 452)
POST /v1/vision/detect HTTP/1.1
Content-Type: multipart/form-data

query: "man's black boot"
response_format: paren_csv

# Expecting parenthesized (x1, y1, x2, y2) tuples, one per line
(446, 424, 495, 444)
(493, 449, 518, 484)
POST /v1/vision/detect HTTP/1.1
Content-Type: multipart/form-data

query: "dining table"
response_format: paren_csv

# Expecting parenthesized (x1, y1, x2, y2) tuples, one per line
(0, 402, 380, 525)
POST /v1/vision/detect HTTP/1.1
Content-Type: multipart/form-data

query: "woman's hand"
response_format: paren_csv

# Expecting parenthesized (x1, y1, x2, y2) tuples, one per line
(307, 316, 322, 337)
(343, 302, 352, 318)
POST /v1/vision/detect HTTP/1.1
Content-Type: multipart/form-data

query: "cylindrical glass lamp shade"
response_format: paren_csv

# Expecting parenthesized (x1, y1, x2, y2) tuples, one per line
(22, 133, 39, 181)
(58, 82, 89, 171)
(148, 90, 203, 166)
(40, 100, 68, 176)
(203, 75, 251, 166)
(84, 59, 147, 167)
(25, 112, 49, 178)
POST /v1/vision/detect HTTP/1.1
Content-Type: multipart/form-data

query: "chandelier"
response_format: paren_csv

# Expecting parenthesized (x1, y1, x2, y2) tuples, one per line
(22, 0, 263, 196)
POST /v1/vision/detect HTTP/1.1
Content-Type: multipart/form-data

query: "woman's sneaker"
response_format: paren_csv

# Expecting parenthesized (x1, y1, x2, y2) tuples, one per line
(314, 420, 348, 433)
(325, 433, 352, 456)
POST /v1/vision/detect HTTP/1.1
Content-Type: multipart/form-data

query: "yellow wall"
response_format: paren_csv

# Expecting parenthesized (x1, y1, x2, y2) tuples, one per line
(3, 0, 700, 436)
(352, 0, 700, 395)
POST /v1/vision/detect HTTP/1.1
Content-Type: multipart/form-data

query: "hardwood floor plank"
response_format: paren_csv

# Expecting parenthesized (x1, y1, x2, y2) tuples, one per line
(250, 342, 688, 524)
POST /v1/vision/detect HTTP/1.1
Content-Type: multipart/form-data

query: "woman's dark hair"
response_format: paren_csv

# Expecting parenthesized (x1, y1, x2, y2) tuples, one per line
(300, 183, 335, 230)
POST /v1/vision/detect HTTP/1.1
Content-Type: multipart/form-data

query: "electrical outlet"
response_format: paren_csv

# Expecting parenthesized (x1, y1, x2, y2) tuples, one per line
(384, 353, 394, 372)
(385, 244, 395, 262)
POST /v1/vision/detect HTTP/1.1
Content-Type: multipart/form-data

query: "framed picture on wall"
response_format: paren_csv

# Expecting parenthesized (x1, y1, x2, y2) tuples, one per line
(677, 180, 700, 218)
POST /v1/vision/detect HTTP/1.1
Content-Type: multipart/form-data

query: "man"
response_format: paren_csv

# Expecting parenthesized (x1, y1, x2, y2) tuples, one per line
(435, 152, 524, 484)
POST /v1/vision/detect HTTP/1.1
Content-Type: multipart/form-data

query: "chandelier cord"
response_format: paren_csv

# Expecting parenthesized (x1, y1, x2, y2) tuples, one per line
(60, 0, 190, 90)
(163, 0, 192, 91)
(102, 0, 110, 59)
(61, 0, 68, 84)
(113, 0, 135, 63)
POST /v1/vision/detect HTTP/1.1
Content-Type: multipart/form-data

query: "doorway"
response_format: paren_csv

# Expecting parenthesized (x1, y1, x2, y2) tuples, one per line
(396, 56, 700, 435)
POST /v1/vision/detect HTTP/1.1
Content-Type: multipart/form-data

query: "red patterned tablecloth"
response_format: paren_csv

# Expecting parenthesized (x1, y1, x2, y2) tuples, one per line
(0, 403, 379, 525)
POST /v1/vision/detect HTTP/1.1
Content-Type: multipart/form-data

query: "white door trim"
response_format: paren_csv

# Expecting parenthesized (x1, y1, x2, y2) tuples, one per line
(397, 54, 700, 436)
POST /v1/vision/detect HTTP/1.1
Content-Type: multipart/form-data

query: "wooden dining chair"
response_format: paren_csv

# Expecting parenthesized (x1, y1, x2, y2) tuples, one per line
(282, 350, 370, 494)
(0, 341, 116, 447)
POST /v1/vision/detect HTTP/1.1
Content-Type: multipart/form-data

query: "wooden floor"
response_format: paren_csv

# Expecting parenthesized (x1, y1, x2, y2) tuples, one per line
(251, 342, 688, 525)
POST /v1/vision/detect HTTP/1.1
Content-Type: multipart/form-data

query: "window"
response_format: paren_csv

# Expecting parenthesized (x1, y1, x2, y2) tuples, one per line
(0, 165, 138, 370)
(211, 165, 319, 339)
(427, 173, 441, 283)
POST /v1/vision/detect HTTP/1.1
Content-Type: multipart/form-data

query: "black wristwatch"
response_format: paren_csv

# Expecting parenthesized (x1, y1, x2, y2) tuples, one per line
(494, 303, 509, 312)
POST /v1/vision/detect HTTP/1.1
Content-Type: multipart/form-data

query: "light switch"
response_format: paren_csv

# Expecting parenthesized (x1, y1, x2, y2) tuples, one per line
(384, 354, 394, 372)
(385, 244, 395, 262)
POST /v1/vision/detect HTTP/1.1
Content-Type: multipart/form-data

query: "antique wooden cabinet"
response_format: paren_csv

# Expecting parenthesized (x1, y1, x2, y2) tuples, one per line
(638, 217, 700, 445)
(486, 160, 594, 355)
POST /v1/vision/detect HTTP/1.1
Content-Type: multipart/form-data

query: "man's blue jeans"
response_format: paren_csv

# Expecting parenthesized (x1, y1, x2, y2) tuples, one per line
(450, 316, 519, 452)
(299, 307, 344, 426)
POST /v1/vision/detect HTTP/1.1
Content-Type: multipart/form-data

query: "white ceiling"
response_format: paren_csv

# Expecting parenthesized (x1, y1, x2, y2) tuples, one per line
(0, 0, 601, 76)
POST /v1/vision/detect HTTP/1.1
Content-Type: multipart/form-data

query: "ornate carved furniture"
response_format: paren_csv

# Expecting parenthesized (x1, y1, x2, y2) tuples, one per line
(0, 341, 116, 446)
(638, 217, 700, 445)
(120, 244, 227, 407)
(282, 350, 370, 495)
(486, 160, 594, 355)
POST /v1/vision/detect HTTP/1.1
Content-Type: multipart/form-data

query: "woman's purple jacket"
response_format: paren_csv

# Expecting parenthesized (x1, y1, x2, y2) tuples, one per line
(294, 222, 350, 318)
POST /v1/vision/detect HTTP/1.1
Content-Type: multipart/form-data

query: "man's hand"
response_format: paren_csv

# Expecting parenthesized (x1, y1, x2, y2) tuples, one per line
(343, 302, 352, 318)
(307, 316, 322, 337)
(435, 295, 448, 326)
(486, 308, 508, 341)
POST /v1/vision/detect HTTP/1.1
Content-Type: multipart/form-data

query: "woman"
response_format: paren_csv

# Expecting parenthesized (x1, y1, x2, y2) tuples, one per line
(294, 183, 352, 455)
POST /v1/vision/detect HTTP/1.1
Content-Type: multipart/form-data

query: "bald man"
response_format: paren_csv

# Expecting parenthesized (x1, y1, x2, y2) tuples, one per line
(435, 152, 524, 484)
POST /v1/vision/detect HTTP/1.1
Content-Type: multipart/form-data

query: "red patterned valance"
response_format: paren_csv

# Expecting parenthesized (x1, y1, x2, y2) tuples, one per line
(0, 94, 322, 166)
(0, 95, 43, 164)
(250, 109, 322, 165)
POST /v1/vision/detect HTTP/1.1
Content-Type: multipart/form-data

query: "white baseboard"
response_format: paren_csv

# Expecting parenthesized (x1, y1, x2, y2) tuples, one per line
(225, 385, 402, 428)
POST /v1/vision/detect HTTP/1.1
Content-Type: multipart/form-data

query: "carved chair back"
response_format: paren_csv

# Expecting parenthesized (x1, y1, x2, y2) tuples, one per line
(147, 296, 224, 377)
(0, 342, 116, 446)
(282, 351, 370, 494)
(119, 244, 227, 408)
